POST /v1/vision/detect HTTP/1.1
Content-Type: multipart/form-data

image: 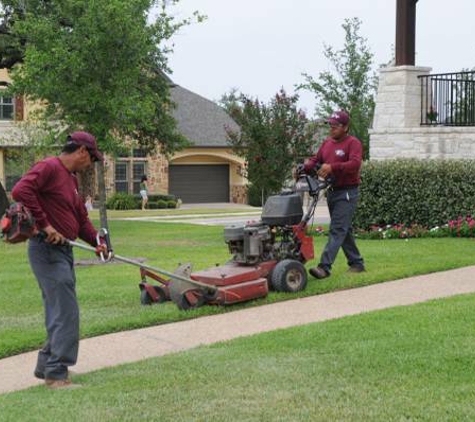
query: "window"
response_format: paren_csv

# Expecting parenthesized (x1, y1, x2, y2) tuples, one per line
(132, 162, 146, 194)
(115, 162, 129, 193)
(0, 95, 14, 120)
(114, 150, 147, 195)
(132, 148, 147, 158)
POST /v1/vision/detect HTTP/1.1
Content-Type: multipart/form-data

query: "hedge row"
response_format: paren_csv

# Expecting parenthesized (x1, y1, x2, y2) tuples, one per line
(106, 193, 177, 210)
(354, 159, 475, 229)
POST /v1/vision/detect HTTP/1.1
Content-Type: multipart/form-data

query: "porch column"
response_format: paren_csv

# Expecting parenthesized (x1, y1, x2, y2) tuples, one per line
(370, 65, 431, 159)
(395, 0, 418, 66)
(373, 66, 431, 130)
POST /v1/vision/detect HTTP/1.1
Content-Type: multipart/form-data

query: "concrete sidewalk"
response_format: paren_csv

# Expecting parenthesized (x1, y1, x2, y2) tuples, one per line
(1, 266, 475, 395)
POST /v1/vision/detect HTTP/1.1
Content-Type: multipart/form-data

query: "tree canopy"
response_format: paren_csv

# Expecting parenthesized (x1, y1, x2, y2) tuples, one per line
(223, 89, 315, 205)
(1, 0, 203, 225)
(299, 17, 377, 159)
(3, 0, 202, 155)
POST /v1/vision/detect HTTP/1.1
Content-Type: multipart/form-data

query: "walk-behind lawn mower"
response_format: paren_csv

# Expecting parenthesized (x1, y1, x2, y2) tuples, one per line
(134, 170, 331, 310)
(1, 171, 330, 311)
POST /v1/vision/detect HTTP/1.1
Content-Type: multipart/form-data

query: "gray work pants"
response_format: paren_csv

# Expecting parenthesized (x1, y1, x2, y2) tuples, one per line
(28, 237, 79, 380)
(319, 187, 364, 273)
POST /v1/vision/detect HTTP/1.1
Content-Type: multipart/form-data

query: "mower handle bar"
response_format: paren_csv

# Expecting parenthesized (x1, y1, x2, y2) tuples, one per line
(296, 173, 331, 227)
(66, 238, 218, 293)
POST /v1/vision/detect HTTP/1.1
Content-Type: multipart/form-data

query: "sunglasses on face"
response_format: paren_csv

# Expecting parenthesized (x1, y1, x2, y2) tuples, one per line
(86, 148, 98, 162)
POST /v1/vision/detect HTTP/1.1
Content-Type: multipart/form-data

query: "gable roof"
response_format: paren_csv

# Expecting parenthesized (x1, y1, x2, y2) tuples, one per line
(169, 85, 239, 148)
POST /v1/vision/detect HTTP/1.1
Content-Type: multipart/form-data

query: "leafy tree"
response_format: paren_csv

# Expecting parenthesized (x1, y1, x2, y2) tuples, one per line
(299, 17, 377, 159)
(1, 0, 202, 227)
(223, 89, 314, 205)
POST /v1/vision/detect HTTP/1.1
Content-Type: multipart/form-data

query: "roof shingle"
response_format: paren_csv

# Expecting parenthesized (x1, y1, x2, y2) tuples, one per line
(170, 85, 239, 147)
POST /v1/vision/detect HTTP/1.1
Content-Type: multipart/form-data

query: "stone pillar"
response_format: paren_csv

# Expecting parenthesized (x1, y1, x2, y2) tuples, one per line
(370, 65, 431, 159)
(373, 66, 431, 130)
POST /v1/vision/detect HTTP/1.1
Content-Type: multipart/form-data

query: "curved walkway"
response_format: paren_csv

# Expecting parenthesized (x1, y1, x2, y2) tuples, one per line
(1, 266, 475, 395)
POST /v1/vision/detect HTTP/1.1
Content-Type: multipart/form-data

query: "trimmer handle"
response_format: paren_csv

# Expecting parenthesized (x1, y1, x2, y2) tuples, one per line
(96, 228, 113, 262)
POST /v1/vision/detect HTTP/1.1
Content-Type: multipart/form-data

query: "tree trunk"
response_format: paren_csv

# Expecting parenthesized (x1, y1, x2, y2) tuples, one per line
(77, 166, 95, 199)
(96, 161, 109, 231)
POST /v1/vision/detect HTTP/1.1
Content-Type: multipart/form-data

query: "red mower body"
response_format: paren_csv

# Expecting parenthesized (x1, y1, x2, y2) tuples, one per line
(190, 260, 276, 305)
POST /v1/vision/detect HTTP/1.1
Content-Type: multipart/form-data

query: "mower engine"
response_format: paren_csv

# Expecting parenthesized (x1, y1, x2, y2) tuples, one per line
(224, 193, 305, 265)
(224, 223, 273, 265)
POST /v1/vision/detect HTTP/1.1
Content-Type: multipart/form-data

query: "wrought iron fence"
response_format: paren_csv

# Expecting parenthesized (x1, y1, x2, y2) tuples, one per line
(419, 71, 475, 126)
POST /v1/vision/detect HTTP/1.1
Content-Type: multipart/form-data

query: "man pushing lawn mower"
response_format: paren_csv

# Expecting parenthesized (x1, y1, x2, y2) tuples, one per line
(300, 110, 365, 279)
(10, 131, 107, 390)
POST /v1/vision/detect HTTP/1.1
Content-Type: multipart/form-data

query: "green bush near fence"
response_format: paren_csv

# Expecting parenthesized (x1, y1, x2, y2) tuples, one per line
(354, 159, 475, 229)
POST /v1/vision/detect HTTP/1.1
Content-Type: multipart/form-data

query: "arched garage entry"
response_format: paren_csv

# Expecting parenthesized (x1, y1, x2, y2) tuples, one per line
(168, 150, 246, 204)
(169, 164, 230, 203)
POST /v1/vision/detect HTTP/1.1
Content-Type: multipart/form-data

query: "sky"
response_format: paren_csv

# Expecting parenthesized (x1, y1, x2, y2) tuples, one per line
(165, 0, 474, 115)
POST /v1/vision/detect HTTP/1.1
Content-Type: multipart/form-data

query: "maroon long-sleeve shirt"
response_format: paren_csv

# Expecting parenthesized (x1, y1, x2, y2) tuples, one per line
(304, 135, 363, 188)
(12, 157, 97, 246)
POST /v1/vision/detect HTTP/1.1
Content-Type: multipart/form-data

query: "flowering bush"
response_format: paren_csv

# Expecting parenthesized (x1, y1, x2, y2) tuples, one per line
(447, 216, 475, 237)
(355, 216, 475, 240)
(314, 226, 326, 236)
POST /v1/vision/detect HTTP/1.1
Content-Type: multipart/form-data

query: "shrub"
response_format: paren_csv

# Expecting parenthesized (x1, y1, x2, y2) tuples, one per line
(167, 200, 177, 208)
(106, 193, 137, 210)
(132, 194, 176, 209)
(354, 159, 475, 229)
(157, 199, 168, 209)
(148, 194, 176, 202)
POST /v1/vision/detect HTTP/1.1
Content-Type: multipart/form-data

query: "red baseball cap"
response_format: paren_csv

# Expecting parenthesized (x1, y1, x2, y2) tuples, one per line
(68, 131, 103, 162)
(327, 110, 350, 126)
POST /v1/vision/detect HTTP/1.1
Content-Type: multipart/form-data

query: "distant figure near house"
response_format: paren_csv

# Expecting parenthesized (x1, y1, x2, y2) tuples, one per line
(140, 175, 148, 210)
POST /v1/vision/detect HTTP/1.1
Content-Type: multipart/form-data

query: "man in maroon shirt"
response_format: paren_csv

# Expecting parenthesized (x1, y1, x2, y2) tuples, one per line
(12, 131, 106, 389)
(303, 110, 365, 279)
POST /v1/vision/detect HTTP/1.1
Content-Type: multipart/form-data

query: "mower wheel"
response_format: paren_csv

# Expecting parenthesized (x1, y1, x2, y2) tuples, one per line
(140, 286, 167, 305)
(172, 288, 206, 311)
(270, 259, 307, 292)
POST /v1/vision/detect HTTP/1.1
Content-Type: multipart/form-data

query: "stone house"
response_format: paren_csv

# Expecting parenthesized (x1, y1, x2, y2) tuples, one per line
(0, 68, 247, 204)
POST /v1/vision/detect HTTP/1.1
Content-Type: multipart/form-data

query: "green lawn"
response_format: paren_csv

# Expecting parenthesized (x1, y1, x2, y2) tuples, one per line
(1, 293, 474, 421)
(1, 219, 475, 359)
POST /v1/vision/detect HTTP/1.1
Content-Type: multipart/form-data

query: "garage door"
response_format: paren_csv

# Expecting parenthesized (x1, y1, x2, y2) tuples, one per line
(169, 164, 230, 203)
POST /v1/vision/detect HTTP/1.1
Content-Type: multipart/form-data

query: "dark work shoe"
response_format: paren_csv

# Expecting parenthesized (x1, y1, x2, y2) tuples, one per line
(34, 370, 45, 380)
(309, 266, 330, 279)
(348, 265, 366, 273)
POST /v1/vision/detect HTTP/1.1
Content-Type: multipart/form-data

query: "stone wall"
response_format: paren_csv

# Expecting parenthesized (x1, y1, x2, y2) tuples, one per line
(370, 65, 475, 160)
(147, 154, 169, 193)
(370, 127, 475, 159)
(231, 184, 247, 204)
